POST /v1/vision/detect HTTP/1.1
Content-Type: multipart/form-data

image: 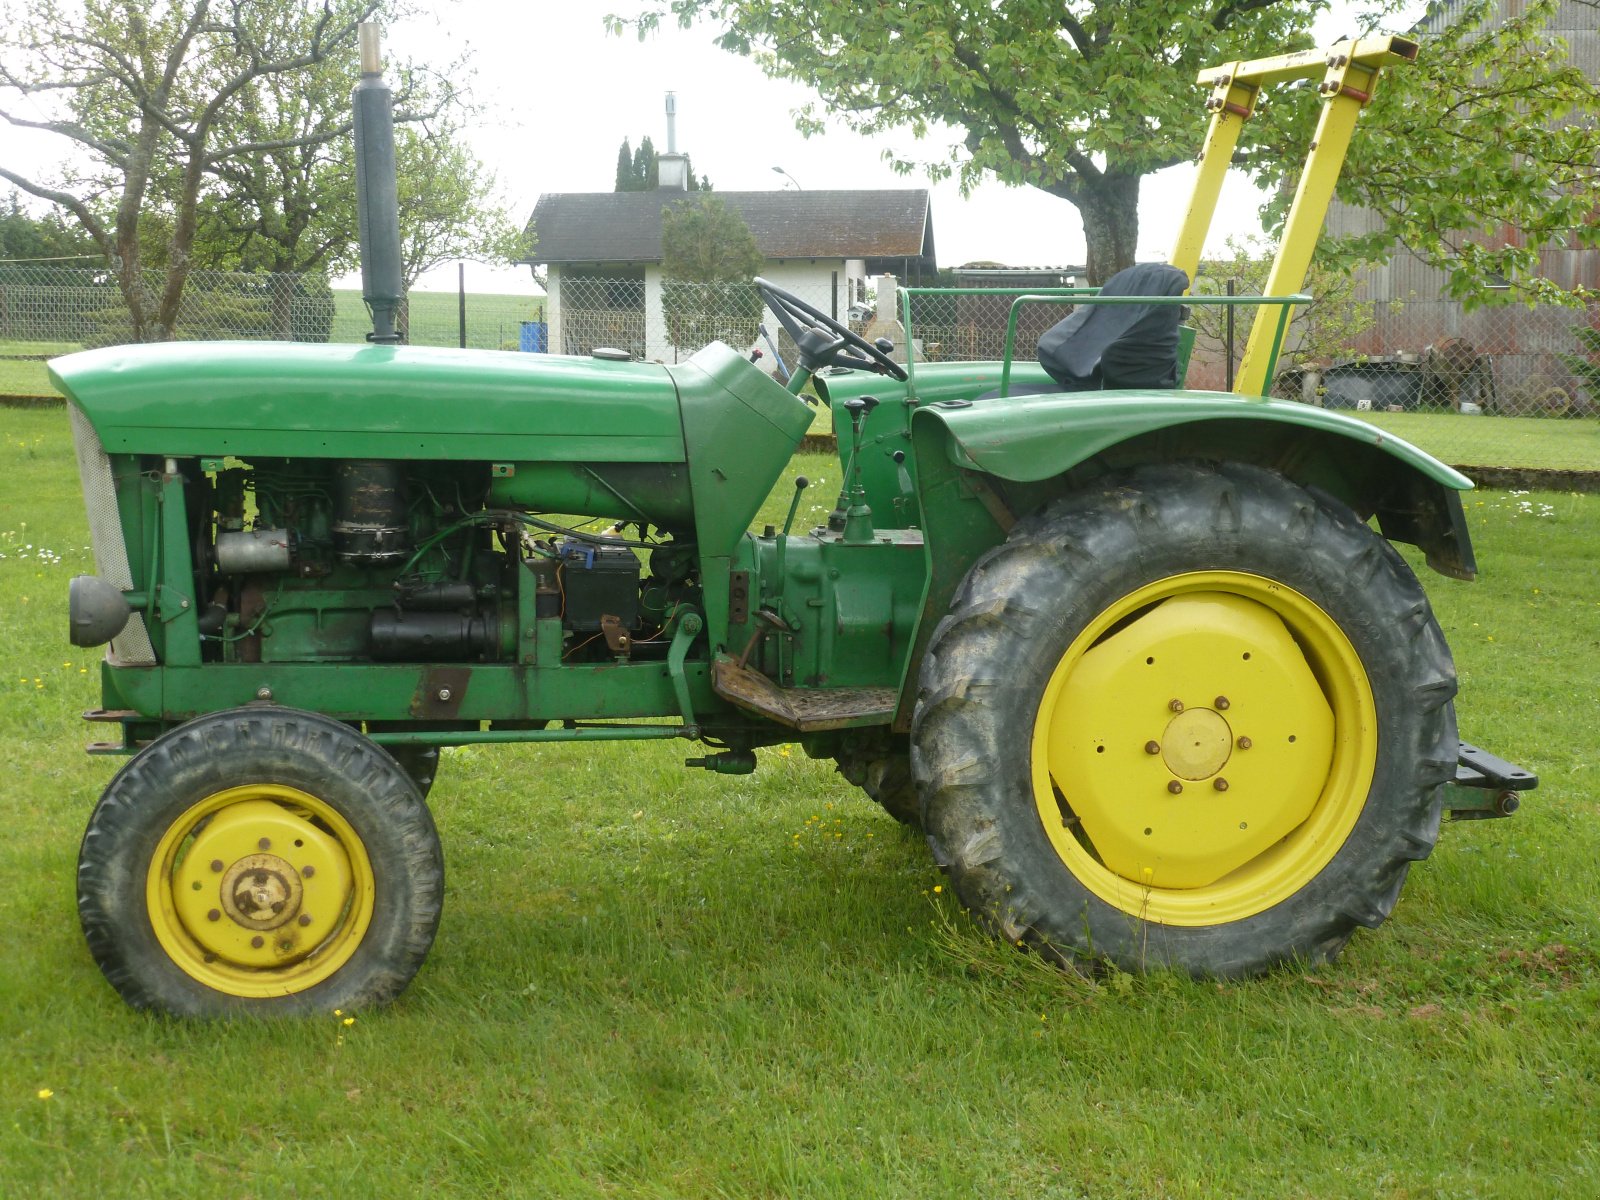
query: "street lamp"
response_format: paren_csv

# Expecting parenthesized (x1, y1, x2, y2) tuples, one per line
(771, 166, 802, 191)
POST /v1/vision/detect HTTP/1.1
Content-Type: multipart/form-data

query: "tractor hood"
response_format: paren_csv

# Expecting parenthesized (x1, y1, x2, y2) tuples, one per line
(49, 341, 686, 462)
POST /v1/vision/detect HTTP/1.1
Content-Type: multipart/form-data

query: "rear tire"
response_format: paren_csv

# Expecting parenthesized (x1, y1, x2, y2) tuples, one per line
(913, 462, 1456, 977)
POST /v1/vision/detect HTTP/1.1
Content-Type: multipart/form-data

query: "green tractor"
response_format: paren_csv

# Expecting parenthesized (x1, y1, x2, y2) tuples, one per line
(58, 33, 1533, 1016)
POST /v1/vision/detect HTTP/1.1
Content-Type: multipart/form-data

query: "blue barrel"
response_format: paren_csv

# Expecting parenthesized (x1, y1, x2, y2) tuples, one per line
(519, 321, 547, 353)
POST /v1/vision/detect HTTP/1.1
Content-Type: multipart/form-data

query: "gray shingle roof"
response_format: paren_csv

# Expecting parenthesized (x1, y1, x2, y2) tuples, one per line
(522, 189, 935, 268)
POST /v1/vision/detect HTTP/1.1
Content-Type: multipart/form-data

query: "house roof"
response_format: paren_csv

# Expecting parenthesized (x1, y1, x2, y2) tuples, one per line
(521, 189, 936, 272)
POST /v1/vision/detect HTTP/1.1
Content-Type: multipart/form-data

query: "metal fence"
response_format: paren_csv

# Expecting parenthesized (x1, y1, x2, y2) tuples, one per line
(5, 262, 1597, 474)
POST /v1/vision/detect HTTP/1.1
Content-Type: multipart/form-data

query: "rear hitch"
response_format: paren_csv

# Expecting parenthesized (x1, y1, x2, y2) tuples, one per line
(1446, 740, 1538, 820)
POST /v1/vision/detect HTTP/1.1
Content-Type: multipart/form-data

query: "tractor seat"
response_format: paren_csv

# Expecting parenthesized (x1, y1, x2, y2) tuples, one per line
(1036, 262, 1190, 391)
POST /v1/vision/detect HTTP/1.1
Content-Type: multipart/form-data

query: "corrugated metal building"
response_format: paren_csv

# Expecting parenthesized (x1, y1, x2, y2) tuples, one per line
(1325, 0, 1599, 413)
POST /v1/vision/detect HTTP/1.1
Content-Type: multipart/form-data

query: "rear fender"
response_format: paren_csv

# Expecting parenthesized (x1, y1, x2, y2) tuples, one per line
(891, 393, 1475, 730)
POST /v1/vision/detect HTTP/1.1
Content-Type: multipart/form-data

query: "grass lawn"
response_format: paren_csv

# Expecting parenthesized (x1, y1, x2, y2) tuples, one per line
(1356, 410, 1600, 473)
(2, 411, 1597, 1197)
(330, 289, 547, 351)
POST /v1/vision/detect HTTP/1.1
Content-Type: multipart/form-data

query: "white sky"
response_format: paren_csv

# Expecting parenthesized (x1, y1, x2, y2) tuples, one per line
(389, 0, 1282, 293)
(0, 1, 1382, 295)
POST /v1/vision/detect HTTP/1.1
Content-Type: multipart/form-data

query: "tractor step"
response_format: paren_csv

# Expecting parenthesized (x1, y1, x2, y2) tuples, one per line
(1447, 740, 1538, 820)
(711, 655, 896, 733)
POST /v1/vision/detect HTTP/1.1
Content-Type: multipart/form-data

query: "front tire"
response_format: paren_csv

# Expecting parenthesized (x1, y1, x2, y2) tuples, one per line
(913, 462, 1457, 978)
(78, 707, 444, 1016)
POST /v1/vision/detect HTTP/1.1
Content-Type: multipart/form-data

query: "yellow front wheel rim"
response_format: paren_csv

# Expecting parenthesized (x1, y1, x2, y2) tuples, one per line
(147, 784, 376, 997)
(1030, 571, 1377, 925)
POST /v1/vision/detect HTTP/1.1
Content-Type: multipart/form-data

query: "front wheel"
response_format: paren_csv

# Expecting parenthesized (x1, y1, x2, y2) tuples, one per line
(913, 462, 1457, 978)
(78, 707, 444, 1016)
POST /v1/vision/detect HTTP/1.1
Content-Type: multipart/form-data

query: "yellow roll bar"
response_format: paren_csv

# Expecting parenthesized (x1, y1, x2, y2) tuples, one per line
(1168, 36, 1419, 396)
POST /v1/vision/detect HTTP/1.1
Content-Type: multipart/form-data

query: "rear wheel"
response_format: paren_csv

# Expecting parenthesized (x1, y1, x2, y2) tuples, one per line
(914, 462, 1456, 977)
(78, 707, 444, 1016)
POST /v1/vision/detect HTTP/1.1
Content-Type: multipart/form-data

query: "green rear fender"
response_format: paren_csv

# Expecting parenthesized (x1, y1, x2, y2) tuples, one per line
(888, 392, 1477, 729)
(911, 390, 1475, 582)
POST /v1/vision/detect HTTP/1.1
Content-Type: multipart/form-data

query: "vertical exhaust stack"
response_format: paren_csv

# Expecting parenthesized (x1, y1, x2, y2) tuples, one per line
(353, 22, 403, 344)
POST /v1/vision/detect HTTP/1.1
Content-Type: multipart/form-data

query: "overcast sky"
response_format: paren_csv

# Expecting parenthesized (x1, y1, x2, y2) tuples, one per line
(1, 1, 1377, 294)
(388, 1, 1284, 292)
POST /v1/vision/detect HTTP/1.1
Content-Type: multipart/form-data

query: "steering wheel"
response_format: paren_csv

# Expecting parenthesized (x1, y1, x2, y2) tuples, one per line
(755, 277, 908, 381)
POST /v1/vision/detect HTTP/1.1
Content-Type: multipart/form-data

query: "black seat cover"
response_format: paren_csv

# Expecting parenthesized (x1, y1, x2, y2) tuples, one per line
(1036, 262, 1189, 391)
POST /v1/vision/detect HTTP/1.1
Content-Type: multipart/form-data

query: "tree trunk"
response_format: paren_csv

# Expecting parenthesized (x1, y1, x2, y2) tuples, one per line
(1077, 173, 1142, 287)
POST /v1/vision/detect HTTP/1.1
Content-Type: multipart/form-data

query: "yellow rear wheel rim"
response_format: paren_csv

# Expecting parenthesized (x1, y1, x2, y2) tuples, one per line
(1030, 571, 1377, 925)
(147, 784, 376, 997)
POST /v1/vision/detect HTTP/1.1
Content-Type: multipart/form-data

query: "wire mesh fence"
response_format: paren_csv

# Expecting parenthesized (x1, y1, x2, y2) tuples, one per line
(4, 262, 1597, 473)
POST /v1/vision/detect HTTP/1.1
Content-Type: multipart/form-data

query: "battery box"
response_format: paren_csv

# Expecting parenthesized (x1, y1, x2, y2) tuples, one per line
(557, 540, 640, 631)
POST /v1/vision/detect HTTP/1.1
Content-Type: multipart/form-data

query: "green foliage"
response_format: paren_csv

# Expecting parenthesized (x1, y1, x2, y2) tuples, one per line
(615, 137, 637, 191)
(659, 195, 764, 350)
(624, 0, 1599, 296)
(1264, 0, 1600, 310)
(1192, 237, 1387, 371)
(614, 135, 710, 191)
(0, 0, 496, 340)
(0, 193, 97, 262)
(620, 0, 1318, 281)
(1559, 325, 1600, 408)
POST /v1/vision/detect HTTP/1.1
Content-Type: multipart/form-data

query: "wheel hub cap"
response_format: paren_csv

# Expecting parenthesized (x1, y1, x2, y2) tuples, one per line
(219, 854, 303, 930)
(1041, 591, 1335, 889)
(165, 798, 355, 969)
(1161, 708, 1233, 780)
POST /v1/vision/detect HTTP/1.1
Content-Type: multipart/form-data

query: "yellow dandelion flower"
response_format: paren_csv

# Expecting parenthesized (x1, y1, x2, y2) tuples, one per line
(37, 1088, 53, 1100)
(343, 1016, 355, 1027)
(933, 885, 942, 893)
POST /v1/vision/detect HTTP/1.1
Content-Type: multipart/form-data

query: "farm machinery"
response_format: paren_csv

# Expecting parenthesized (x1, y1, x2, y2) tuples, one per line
(56, 31, 1535, 1016)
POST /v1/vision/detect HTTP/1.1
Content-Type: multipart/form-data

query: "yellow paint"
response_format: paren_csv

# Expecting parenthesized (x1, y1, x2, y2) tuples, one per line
(1030, 572, 1376, 923)
(1170, 37, 1418, 389)
(147, 784, 374, 997)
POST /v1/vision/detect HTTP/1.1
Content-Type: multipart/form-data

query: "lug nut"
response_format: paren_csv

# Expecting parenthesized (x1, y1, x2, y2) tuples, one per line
(250, 936, 265, 949)
(257, 837, 271, 850)
(207, 909, 221, 922)
(1167, 781, 1184, 795)
(210, 859, 224, 873)
(1144, 740, 1161, 755)
(301, 865, 316, 878)
(1214, 696, 1230, 710)
(256, 687, 272, 701)
(1214, 778, 1230, 792)
(1237, 736, 1252, 750)
(1169, 699, 1184, 713)
(298, 914, 313, 927)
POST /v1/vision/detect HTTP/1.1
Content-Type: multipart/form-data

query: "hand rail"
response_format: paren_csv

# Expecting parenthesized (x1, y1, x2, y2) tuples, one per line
(889, 286, 1311, 397)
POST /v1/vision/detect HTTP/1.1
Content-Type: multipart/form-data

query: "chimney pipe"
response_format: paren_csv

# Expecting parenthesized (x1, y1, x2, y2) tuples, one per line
(665, 91, 677, 154)
(353, 22, 403, 344)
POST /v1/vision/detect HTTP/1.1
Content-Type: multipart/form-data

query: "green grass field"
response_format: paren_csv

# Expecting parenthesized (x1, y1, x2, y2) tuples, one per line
(1356, 410, 1600, 473)
(2, 410, 1597, 1197)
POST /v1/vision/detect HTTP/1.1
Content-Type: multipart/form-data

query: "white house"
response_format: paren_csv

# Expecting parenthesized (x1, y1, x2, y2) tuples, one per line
(519, 161, 936, 364)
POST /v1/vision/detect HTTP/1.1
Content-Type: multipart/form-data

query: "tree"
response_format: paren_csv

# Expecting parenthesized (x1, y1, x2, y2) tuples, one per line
(614, 135, 711, 191)
(1275, 0, 1600, 310)
(622, 0, 1600, 297)
(0, 0, 488, 342)
(658, 194, 763, 352)
(0, 191, 99, 261)
(615, 137, 637, 191)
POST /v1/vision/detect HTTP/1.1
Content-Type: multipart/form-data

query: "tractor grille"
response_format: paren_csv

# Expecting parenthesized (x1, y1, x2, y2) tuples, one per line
(68, 405, 157, 666)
